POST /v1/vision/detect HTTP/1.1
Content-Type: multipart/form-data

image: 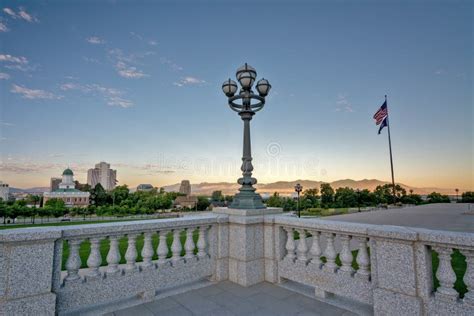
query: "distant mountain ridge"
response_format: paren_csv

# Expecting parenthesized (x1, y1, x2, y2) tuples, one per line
(162, 179, 459, 196)
(11, 180, 460, 196)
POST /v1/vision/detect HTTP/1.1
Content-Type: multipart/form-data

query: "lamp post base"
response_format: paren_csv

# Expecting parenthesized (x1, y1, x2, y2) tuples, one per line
(230, 186, 266, 209)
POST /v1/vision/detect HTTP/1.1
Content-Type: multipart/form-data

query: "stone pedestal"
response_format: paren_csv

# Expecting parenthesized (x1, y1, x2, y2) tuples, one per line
(0, 229, 62, 315)
(213, 207, 283, 287)
(369, 226, 423, 316)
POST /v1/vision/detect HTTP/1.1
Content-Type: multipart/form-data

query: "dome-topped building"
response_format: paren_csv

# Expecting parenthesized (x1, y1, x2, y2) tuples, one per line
(43, 167, 90, 207)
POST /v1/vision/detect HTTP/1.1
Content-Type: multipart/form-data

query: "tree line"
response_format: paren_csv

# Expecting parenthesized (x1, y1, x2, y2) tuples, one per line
(266, 183, 474, 211)
(0, 184, 211, 224)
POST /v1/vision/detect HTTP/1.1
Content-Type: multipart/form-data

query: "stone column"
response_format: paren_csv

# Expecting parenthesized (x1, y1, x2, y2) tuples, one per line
(0, 228, 62, 315)
(213, 207, 283, 287)
(369, 226, 423, 316)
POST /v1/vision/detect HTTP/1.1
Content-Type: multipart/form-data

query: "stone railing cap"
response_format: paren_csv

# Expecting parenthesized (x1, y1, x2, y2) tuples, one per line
(0, 227, 63, 242)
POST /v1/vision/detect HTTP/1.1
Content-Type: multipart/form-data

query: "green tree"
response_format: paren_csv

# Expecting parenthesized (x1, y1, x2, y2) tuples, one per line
(266, 192, 284, 208)
(427, 192, 450, 203)
(320, 183, 335, 207)
(111, 185, 130, 206)
(90, 183, 109, 206)
(334, 187, 357, 208)
(461, 191, 474, 203)
(197, 196, 211, 211)
(0, 199, 7, 224)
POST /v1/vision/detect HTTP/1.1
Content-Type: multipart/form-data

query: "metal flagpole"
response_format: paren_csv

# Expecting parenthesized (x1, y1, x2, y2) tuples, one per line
(385, 95, 396, 202)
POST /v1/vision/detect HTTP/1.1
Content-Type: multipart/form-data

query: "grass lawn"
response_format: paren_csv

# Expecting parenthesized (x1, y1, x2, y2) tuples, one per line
(0, 218, 172, 230)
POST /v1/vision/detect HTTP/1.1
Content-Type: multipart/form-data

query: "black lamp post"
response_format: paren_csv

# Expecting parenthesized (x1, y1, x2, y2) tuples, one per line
(455, 188, 459, 202)
(294, 183, 303, 218)
(222, 63, 271, 209)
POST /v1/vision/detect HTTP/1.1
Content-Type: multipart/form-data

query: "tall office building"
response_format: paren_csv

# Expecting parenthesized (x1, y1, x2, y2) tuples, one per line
(0, 181, 10, 202)
(179, 180, 191, 196)
(87, 162, 117, 191)
(50, 177, 62, 192)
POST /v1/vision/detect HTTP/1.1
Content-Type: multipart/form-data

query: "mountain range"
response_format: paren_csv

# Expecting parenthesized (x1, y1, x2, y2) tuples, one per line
(10, 179, 460, 196)
(161, 179, 459, 196)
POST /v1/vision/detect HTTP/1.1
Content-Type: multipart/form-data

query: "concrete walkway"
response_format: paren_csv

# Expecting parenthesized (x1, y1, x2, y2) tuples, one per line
(109, 282, 356, 316)
(328, 203, 474, 233)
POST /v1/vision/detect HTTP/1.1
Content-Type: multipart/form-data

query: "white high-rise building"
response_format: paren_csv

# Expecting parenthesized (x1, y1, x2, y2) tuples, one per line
(87, 162, 117, 191)
(0, 181, 10, 202)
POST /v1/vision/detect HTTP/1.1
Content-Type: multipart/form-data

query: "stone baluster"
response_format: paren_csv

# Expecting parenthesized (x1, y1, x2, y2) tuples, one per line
(339, 235, 354, 276)
(296, 229, 308, 264)
(65, 239, 82, 281)
(157, 230, 169, 265)
(141, 232, 154, 269)
(124, 234, 138, 272)
(323, 233, 338, 273)
(461, 249, 474, 305)
(284, 227, 296, 262)
(355, 237, 370, 280)
(185, 227, 196, 260)
(197, 226, 208, 258)
(86, 237, 102, 278)
(106, 235, 121, 274)
(171, 229, 183, 263)
(433, 246, 458, 301)
(309, 231, 322, 267)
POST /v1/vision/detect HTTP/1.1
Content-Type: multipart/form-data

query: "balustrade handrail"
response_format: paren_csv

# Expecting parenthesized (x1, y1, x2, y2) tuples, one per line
(272, 214, 474, 248)
(0, 214, 226, 242)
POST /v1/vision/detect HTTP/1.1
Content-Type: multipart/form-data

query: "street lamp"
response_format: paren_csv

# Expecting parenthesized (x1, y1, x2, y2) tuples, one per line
(294, 183, 303, 218)
(222, 63, 272, 209)
(455, 188, 459, 202)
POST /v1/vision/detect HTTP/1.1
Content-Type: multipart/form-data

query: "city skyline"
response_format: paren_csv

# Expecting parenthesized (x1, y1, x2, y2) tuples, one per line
(1, 1, 472, 190)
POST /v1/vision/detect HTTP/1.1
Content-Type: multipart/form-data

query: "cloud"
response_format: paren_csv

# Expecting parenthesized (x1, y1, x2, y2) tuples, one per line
(3, 8, 16, 17)
(335, 94, 354, 112)
(86, 36, 105, 44)
(3, 7, 38, 22)
(0, 72, 10, 79)
(10, 84, 62, 100)
(434, 69, 445, 75)
(18, 8, 38, 22)
(60, 82, 134, 108)
(108, 48, 152, 79)
(0, 21, 8, 32)
(0, 54, 36, 72)
(0, 54, 28, 64)
(148, 40, 158, 46)
(173, 76, 206, 87)
(115, 61, 148, 79)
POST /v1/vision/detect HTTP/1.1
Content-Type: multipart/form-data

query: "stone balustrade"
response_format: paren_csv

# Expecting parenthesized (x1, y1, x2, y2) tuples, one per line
(1, 209, 473, 315)
(273, 216, 474, 315)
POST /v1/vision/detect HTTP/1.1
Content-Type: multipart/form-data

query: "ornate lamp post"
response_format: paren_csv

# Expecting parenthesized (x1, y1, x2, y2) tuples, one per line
(294, 183, 303, 218)
(222, 63, 271, 209)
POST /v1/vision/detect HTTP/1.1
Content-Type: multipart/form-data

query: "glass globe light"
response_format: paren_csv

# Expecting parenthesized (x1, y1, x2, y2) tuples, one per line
(222, 79, 238, 97)
(236, 63, 257, 90)
(256, 78, 271, 97)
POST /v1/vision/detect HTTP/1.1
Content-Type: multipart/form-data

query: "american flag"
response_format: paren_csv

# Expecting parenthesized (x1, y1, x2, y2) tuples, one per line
(373, 101, 388, 125)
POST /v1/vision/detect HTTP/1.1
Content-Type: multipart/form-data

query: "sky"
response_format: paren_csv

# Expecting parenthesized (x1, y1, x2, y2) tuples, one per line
(0, 0, 472, 190)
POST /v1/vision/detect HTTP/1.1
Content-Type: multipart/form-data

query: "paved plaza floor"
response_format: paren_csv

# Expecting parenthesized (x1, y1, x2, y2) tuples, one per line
(328, 203, 474, 233)
(110, 281, 356, 316)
